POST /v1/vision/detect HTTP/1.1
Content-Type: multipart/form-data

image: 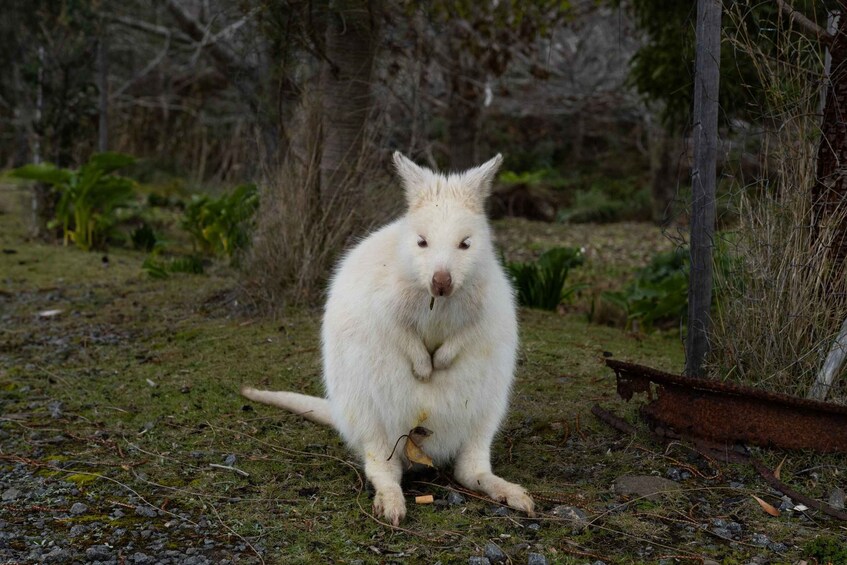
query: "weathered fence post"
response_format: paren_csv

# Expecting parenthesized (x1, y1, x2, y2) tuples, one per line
(686, 0, 722, 377)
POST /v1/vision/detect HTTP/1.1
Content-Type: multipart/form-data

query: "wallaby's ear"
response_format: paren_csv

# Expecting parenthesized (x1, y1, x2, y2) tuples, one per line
(393, 151, 431, 205)
(462, 153, 503, 199)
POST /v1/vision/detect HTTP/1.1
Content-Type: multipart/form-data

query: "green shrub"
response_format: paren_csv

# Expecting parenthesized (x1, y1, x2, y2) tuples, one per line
(130, 222, 158, 252)
(802, 536, 847, 564)
(182, 183, 258, 258)
(507, 247, 584, 310)
(603, 249, 688, 330)
(11, 152, 136, 251)
(560, 187, 625, 223)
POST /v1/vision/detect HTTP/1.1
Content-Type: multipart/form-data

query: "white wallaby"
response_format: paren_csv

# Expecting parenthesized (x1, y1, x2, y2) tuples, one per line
(242, 152, 534, 525)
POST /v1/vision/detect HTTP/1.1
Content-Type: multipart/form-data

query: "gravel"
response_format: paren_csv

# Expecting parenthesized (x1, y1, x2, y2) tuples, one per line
(0, 462, 261, 563)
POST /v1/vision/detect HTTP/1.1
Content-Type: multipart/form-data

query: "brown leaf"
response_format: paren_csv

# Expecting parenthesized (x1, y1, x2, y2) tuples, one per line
(751, 494, 781, 517)
(404, 426, 434, 468)
(774, 456, 786, 480)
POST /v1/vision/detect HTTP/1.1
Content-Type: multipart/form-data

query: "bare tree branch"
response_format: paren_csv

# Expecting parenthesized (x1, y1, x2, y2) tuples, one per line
(106, 14, 194, 45)
(776, 0, 834, 46)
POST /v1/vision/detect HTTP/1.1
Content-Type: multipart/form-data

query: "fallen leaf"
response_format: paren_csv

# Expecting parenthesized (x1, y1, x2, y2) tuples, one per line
(751, 494, 780, 517)
(38, 309, 63, 318)
(404, 426, 434, 468)
(774, 455, 786, 480)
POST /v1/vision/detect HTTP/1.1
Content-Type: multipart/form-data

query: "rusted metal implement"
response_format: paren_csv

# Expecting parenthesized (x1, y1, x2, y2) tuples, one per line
(607, 359, 847, 453)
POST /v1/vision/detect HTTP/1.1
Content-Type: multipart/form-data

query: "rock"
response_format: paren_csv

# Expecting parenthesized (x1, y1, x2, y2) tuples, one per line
(666, 467, 682, 481)
(111, 508, 125, 519)
(751, 533, 770, 547)
(43, 547, 70, 563)
(69, 524, 87, 537)
(447, 491, 466, 506)
(613, 475, 681, 501)
(768, 541, 788, 552)
(526, 522, 541, 533)
(132, 552, 151, 564)
(224, 454, 237, 466)
(828, 487, 845, 510)
(48, 400, 63, 418)
(135, 505, 157, 518)
(490, 506, 510, 517)
(778, 496, 793, 511)
(551, 505, 588, 530)
(468, 558, 491, 565)
(527, 553, 548, 565)
(70, 502, 88, 515)
(86, 545, 112, 561)
(712, 527, 732, 539)
(1, 487, 20, 501)
(483, 542, 507, 564)
(727, 521, 742, 534)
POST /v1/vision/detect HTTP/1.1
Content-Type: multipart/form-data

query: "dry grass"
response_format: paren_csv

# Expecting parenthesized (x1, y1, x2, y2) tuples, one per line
(709, 6, 847, 403)
(244, 102, 396, 311)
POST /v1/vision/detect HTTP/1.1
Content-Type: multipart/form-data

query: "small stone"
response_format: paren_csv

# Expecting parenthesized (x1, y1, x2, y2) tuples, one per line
(132, 552, 151, 564)
(526, 522, 541, 532)
(551, 505, 588, 530)
(751, 533, 770, 547)
(666, 467, 682, 481)
(86, 545, 112, 561)
(70, 502, 88, 515)
(768, 541, 788, 552)
(527, 553, 548, 565)
(680, 471, 692, 480)
(111, 508, 125, 519)
(43, 547, 69, 563)
(69, 524, 87, 537)
(447, 491, 465, 506)
(727, 521, 742, 534)
(135, 505, 157, 518)
(483, 542, 506, 564)
(613, 475, 681, 501)
(828, 487, 845, 510)
(729, 481, 744, 489)
(1, 487, 20, 501)
(591, 561, 607, 565)
(224, 454, 237, 466)
(778, 496, 793, 511)
(712, 527, 732, 539)
(48, 400, 63, 418)
(490, 506, 510, 517)
(712, 518, 727, 529)
(468, 557, 491, 565)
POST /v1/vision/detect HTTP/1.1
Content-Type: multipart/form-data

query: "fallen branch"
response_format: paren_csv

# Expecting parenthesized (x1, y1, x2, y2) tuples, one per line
(775, 0, 834, 46)
(590, 404, 637, 435)
(209, 463, 250, 477)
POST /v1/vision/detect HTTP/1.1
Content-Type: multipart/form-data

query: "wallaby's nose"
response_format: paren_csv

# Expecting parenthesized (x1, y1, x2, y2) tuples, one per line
(431, 271, 453, 297)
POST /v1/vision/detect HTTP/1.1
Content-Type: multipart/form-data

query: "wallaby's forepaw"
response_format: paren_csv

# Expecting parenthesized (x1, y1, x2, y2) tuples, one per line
(486, 479, 535, 517)
(432, 344, 455, 371)
(373, 488, 406, 526)
(412, 354, 433, 381)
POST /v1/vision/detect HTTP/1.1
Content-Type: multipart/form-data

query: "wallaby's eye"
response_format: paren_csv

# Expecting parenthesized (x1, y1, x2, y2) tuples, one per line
(459, 237, 471, 250)
(417, 236, 428, 248)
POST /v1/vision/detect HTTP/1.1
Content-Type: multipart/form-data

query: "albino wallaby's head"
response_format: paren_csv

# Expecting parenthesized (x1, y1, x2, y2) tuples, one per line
(392, 151, 502, 299)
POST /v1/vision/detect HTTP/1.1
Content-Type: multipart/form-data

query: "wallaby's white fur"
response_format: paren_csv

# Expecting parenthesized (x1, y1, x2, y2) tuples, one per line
(242, 152, 534, 525)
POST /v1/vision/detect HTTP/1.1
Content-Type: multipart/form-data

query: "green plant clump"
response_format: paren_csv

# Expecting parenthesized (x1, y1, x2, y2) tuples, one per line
(507, 247, 584, 310)
(142, 255, 205, 279)
(182, 183, 258, 258)
(11, 152, 137, 251)
(802, 536, 847, 564)
(603, 248, 689, 330)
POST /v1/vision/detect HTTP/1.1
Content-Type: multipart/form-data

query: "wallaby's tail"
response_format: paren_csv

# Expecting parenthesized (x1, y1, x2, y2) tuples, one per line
(240, 387, 333, 427)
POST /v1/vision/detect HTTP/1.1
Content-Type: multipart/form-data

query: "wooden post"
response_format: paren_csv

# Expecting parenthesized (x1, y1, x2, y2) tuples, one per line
(685, 0, 722, 377)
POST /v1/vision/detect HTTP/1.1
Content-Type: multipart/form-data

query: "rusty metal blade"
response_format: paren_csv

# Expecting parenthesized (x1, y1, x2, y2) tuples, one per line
(607, 359, 847, 453)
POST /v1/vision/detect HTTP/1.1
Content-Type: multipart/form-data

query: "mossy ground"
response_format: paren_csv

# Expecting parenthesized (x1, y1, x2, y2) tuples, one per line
(1, 182, 844, 564)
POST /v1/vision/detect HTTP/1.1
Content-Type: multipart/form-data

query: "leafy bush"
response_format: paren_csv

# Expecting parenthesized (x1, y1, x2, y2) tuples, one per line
(560, 187, 626, 223)
(603, 249, 689, 331)
(182, 183, 258, 258)
(130, 222, 158, 252)
(803, 536, 847, 564)
(507, 247, 584, 310)
(11, 152, 136, 251)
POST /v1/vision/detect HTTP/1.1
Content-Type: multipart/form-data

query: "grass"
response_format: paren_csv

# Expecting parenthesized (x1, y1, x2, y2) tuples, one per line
(2, 181, 845, 563)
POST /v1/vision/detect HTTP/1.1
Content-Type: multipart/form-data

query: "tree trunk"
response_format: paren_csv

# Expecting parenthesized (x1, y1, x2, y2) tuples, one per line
(814, 7, 847, 273)
(31, 44, 55, 240)
(685, 0, 721, 378)
(97, 33, 109, 153)
(319, 0, 379, 203)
